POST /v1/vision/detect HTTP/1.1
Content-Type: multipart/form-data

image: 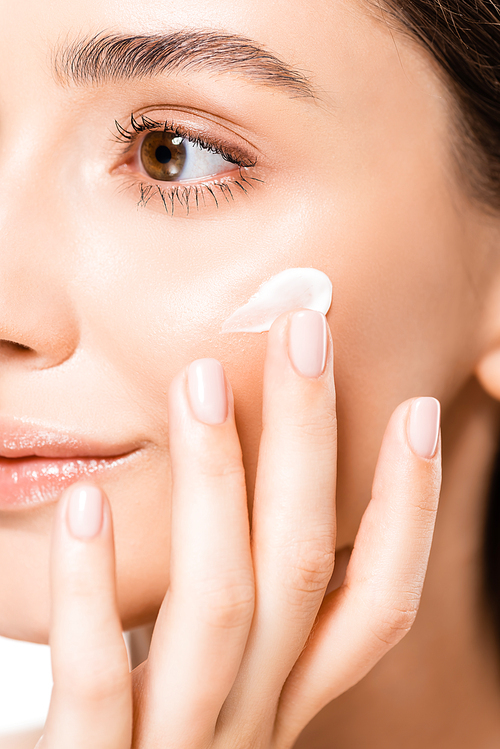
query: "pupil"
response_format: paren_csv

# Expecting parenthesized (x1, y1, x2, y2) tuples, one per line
(155, 145, 172, 164)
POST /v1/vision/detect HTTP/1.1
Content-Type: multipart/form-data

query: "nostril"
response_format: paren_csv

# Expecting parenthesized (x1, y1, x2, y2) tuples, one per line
(0, 340, 34, 353)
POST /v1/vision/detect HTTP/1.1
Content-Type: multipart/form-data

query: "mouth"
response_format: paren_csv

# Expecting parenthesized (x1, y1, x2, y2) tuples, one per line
(0, 418, 142, 511)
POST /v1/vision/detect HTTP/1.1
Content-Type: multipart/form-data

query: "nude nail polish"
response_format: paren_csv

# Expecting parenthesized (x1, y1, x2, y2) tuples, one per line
(408, 397, 441, 459)
(67, 484, 103, 539)
(288, 310, 327, 378)
(188, 358, 228, 425)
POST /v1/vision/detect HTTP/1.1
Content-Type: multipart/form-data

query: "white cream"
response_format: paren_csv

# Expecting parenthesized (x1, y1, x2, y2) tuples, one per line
(221, 267, 332, 333)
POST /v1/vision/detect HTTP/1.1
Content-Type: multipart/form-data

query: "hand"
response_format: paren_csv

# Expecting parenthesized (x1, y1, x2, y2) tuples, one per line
(37, 309, 441, 749)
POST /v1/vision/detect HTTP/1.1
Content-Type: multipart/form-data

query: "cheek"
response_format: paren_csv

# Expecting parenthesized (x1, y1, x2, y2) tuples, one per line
(318, 170, 480, 543)
(0, 161, 476, 641)
(64, 113, 478, 621)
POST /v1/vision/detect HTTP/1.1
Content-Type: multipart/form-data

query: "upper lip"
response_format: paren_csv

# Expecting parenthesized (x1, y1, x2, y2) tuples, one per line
(0, 417, 141, 460)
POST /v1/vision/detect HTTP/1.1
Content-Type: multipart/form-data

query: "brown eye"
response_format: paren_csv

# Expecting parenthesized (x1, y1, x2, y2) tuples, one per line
(140, 131, 187, 181)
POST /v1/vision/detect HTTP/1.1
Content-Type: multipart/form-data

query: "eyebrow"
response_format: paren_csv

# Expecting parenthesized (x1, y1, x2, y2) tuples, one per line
(52, 30, 316, 100)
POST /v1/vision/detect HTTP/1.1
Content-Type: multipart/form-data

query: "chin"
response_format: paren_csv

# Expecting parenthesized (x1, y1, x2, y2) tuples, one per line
(0, 534, 51, 643)
(0, 573, 166, 646)
(0, 603, 51, 645)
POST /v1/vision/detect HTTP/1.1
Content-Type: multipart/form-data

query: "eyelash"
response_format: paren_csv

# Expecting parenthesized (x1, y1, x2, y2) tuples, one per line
(113, 113, 262, 216)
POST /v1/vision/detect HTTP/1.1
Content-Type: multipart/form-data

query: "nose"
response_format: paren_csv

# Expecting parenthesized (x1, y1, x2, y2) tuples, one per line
(0, 225, 79, 371)
(0, 79, 81, 373)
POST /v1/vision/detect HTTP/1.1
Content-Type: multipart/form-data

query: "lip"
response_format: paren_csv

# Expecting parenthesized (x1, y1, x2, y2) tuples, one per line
(0, 418, 142, 511)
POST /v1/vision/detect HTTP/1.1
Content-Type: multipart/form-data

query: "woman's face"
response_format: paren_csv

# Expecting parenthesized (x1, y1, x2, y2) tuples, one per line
(0, 0, 494, 642)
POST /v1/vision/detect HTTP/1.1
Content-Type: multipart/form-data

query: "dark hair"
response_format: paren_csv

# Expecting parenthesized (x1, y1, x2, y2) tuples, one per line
(378, 0, 500, 645)
(485, 445, 500, 652)
(379, 0, 500, 208)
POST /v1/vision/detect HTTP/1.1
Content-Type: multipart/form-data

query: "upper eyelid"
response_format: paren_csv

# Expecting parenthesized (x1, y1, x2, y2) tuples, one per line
(112, 112, 259, 168)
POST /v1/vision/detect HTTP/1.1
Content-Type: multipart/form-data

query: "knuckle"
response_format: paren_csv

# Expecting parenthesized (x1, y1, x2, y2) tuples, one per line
(62, 574, 111, 602)
(412, 499, 439, 523)
(195, 448, 245, 483)
(282, 539, 336, 601)
(369, 596, 421, 649)
(280, 403, 337, 444)
(57, 555, 114, 602)
(55, 648, 130, 705)
(196, 574, 255, 630)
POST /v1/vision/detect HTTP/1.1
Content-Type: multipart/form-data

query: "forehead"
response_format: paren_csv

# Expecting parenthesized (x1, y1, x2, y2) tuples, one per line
(0, 0, 451, 205)
(0, 0, 402, 100)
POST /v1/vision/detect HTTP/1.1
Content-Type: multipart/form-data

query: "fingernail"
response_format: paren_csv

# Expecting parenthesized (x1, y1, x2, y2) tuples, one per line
(67, 485, 103, 539)
(188, 358, 228, 425)
(288, 310, 328, 378)
(408, 397, 441, 459)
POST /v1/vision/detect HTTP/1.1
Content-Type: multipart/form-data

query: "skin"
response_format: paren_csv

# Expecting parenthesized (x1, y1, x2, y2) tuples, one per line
(1, 0, 500, 746)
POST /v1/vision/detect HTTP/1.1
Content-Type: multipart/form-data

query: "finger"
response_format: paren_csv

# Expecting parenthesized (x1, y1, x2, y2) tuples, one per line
(223, 310, 337, 729)
(275, 397, 441, 746)
(135, 360, 254, 747)
(42, 483, 132, 749)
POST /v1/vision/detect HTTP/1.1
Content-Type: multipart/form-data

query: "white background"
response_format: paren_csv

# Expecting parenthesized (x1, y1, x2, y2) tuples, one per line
(0, 636, 52, 734)
(0, 633, 135, 735)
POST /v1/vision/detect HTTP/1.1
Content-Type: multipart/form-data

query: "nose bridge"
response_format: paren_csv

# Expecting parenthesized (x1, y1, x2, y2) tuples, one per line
(0, 20, 81, 370)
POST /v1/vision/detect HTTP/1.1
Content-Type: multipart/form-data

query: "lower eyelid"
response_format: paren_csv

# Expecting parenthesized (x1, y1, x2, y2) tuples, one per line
(113, 118, 256, 172)
(124, 169, 263, 217)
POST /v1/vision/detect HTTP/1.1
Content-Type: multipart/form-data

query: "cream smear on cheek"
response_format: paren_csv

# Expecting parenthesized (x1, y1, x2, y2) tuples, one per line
(221, 268, 332, 333)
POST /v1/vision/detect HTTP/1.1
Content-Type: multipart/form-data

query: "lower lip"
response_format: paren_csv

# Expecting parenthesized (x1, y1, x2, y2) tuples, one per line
(0, 455, 133, 510)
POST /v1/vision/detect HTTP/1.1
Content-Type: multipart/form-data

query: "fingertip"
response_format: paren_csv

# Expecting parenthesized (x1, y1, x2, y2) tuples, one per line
(288, 310, 328, 379)
(65, 483, 104, 540)
(384, 397, 441, 459)
(407, 397, 441, 460)
(266, 308, 334, 384)
(169, 359, 235, 428)
(187, 358, 228, 425)
(51, 484, 113, 564)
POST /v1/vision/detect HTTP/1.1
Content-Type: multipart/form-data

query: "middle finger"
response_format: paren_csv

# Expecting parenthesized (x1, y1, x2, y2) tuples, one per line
(224, 309, 337, 725)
